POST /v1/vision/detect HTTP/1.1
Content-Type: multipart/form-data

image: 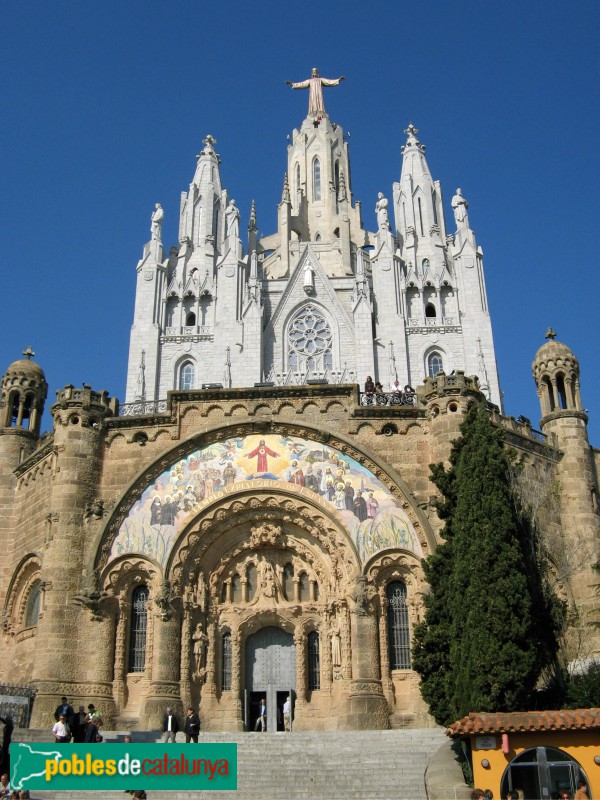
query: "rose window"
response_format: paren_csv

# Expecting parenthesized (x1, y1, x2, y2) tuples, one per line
(288, 305, 333, 373)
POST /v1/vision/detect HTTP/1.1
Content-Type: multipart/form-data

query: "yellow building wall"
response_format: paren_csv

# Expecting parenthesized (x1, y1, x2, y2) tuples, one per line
(470, 730, 600, 799)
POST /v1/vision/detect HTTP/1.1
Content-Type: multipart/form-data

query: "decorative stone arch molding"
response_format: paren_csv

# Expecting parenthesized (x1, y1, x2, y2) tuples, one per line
(3, 553, 43, 640)
(167, 484, 360, 593)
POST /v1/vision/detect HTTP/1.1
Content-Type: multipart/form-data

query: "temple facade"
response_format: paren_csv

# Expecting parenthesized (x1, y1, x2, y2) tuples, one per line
(0, 85, 598, 732)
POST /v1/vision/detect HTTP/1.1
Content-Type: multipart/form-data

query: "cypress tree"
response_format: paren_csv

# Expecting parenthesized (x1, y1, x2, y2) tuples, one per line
(413, 401, 559, 724)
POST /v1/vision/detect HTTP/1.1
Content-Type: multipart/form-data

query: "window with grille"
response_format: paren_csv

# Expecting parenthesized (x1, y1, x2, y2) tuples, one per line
(222, 632, 232, 690)
(387, 581, 411, 670)
(307, 631, 320, 690)
(128, 585, 149, 672)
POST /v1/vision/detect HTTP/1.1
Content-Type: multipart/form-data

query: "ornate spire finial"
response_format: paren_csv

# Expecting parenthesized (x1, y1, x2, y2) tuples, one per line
(338, 169, 347, 202)
(197, 134, 218, 159)
(281, 173, 290, 203)
(22, 346, 35, 360)
(248, 199, 257, 231)
(545, 327, 557, 341)
(404, 122, 419, 138)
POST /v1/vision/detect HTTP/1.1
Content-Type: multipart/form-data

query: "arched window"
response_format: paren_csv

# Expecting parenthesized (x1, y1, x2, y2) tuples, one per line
(295, 162, 301, 194)
(543, 376, 555, 411)
(231, 573, 242, 603)
(298, 572, 309, 602)
(24, 582, 40, 628)
(222, 632, 232, 690)
(247, 563, 257, 602)
(8, 392, 19, 427)
(417, 197, 424, 236)
(283, 563, 294, 601)
(324, 350, 333, 371)
(425, 303, 437, 318)
(179, 361, 195, 391)
(556, 374, 568, 409)
(128, 585, 149, 673)
(185, 311, 196, 327)
(387, 581, 411, 669)
(431, 189, 438, 225)
(501, 747, 589, 800)
(307, 631, 320, 690)
(428, 352, 443, 378)
(313, 158, 321, 201)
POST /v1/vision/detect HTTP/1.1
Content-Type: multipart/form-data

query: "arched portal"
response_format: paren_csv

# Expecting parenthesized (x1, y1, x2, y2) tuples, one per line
(245, 626, 296, 732)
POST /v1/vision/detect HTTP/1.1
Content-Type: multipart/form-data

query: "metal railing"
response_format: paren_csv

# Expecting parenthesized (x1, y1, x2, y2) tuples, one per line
(360, 391, 417, 407)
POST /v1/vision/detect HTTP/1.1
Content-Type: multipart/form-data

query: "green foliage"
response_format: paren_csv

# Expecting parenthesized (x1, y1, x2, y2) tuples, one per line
(564, 663, 600, 708)
(412, 401, 561, 725)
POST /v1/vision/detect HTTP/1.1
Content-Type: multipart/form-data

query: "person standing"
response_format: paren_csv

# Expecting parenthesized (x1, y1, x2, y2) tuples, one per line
(254, 699, 266, 732)
(51, 714, 70, 743)
(184, 707, 200, 743)
(283, 696, 292, 732)
(162, 707, 180, 743)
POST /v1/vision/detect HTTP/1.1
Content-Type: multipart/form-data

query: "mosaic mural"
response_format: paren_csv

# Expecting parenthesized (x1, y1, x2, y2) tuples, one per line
(107, 434, 422, 567)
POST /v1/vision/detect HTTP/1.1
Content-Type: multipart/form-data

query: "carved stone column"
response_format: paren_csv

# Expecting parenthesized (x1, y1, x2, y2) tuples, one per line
(338, 577, 389, 730)
(228, 629, 243, 729)
(112, 600, 129, 712)
(294, 629, 307, 704)
(180, 612, 192, 711)
(321, 619, 332, 694)
(205, 617, 217, 697)
(143, 610, 182, 728)
(378, 594, 394, 702)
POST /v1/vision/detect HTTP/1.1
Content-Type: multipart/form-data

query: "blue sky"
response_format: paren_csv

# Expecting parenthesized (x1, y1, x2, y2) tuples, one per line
(2, 1, 599, 442)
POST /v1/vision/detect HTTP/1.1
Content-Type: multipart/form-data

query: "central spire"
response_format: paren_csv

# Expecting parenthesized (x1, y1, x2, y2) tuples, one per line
(285, 68, 345, 116)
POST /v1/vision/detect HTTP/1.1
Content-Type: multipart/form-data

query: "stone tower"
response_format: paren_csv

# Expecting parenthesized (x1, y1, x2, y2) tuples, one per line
(125, 77, 503, 408)
(532, 329, 600, 656)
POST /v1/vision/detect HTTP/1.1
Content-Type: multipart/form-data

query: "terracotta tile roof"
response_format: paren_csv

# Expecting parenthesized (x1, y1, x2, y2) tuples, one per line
(446, 708, 600, 737)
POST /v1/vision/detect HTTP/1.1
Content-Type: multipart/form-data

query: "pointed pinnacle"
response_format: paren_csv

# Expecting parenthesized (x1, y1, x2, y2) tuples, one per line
(248, 199, 257, 231)
(282, 173, 291, 203)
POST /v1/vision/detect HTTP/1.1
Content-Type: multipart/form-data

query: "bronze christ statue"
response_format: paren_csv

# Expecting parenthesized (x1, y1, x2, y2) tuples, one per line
(286, 68, 345, 115)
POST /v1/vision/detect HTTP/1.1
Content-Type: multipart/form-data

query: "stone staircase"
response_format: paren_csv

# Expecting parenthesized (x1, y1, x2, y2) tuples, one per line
(13, 727, 448, 800)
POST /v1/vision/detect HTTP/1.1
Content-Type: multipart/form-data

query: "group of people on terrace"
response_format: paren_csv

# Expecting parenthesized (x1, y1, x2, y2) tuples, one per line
(363, 376, 415, 402)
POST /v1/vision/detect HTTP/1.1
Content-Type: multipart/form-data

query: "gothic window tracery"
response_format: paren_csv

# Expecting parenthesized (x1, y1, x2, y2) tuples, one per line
(387, 581, 411, 670)
(287, 304, 334, 375)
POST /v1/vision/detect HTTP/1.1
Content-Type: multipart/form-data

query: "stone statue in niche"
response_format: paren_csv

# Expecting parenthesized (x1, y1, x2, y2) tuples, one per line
(192, 622, 208, 678)
(256, 558, 280, 604)
(331, 622, 342, 670)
